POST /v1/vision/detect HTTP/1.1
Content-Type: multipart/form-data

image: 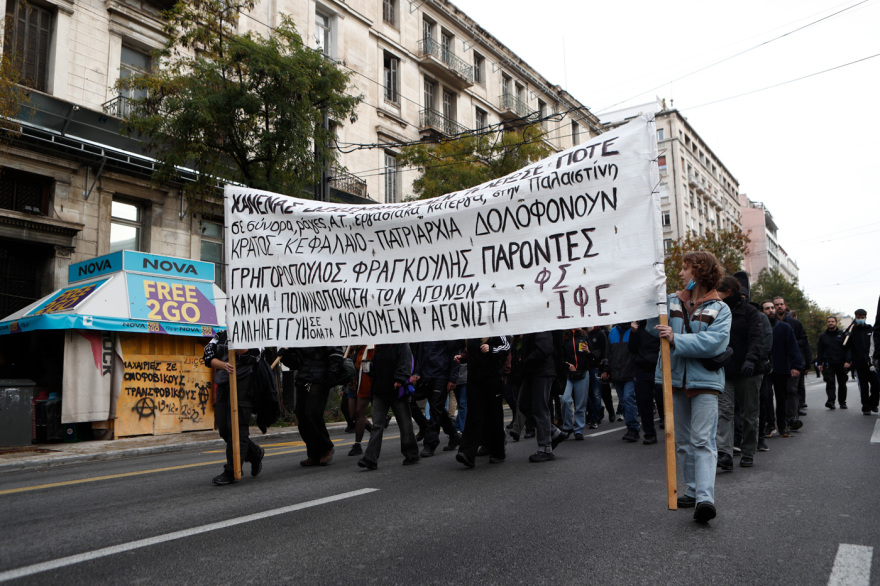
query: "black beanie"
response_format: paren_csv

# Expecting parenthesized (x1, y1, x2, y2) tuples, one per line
(733, 271, 750, 302)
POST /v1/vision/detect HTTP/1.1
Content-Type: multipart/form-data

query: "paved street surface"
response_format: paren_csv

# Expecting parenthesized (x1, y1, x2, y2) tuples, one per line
(0, 377, 877, 585)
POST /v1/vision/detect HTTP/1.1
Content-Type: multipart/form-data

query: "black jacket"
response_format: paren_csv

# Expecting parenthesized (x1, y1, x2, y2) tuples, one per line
(561, 329, 591, 379)
(817, 328, 849, 366)
(627, 322, 660, 373)
(843, 323, 873, 367)
(586, 328, 607, 369)
(724, 295, 765, 376)
(520, 331, 556, 378)
(280, 346, 344, 386)
(413, 340, 459, 382)
(784, 316, 812, 367)
(369, 343, 413, 401)
(203, 331, 259, 385)
(461, 336, 510, 381)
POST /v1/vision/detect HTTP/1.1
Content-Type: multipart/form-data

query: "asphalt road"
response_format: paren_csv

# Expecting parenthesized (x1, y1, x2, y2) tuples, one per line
(0, 376, 877, 585)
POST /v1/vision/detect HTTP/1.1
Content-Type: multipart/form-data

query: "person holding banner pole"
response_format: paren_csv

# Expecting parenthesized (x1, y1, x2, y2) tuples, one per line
(652, 251, 731, 523)
(203, 331, 262, 486)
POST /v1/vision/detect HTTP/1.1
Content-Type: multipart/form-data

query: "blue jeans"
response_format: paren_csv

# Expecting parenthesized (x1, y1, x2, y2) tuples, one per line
(453, 384, 467, 433)
(561, 375, 589, 434)
(673, 390, 718, 505)
(613, 380, 639, 432)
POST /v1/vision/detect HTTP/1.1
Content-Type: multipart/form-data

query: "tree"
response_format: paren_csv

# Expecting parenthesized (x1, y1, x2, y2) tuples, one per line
(397, 123, 552, 200)
(0, 14, 24, 148)
(663, 226, 750, 292)
(116, 0, 361, 207)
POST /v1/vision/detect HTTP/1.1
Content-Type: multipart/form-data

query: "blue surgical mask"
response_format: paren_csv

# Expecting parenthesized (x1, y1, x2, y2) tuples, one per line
(856, 319, 866, 325)
(686, 279, 696, 291)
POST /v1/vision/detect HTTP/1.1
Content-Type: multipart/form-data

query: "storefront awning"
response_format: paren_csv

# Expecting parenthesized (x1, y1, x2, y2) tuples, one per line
(0, 251, 226, 337)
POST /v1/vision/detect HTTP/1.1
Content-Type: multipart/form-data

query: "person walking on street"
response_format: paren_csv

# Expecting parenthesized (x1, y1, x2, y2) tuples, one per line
(716, 277, 765, 469)
(516, 330, 568, 463)
(651, 251, 731, 523)
(204, 331, 263, 486)
(412, 340, 461, 456)
(817, 316, 850, 409)
(629, 320, 663, 445)
(560, 328, 592, 440)
(603, 323, 640, 442)
(585, 326, 608, 428)
(775, 297, 811, 417)
(843, 309, 879, 415)
(358, 343, 420, 470)
(760, 301, 803, 437)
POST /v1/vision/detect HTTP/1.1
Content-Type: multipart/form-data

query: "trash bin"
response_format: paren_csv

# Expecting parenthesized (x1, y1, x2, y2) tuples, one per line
(0, 379, 36, 446)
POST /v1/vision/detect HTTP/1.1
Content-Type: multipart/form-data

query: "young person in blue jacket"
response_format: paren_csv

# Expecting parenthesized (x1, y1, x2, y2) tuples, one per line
(651, 251, 731, 524)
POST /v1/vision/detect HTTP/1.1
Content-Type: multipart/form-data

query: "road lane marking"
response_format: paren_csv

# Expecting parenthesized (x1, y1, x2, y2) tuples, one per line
(871, 420, 880, 443)
(0, 437, 372, 497)
(0, 488, 378, 583)
(585, 418, 661, 438)
(828, 544, 873, 586)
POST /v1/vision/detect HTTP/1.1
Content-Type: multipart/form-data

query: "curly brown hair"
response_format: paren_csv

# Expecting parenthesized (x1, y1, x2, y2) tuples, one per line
(682, 251, 723, 290)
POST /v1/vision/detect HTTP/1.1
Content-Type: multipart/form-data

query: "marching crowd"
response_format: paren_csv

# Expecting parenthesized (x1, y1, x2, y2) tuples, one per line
(203, 251, 880, 525)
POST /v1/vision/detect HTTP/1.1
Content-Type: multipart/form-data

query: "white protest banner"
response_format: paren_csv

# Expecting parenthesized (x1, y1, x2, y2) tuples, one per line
(224, 114, 665, 348)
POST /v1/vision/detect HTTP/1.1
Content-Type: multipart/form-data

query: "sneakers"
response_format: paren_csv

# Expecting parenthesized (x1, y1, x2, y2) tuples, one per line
(588, 422, 598, 430)
(319, 447, 335, 466)
(250, 446, 265, 477)
(677, 494, 696, 508)
(694, 502, 717, 523)
(489, 455, 506, 464)
(348, 443, 363, 456)
(642, 435, 657, 445)
(357, 457, 377, 471)
(344, 424, 355, 433)
(790, 420, 803, 430)
(616, 413, 624, 422)
(718, 452, 733, 472)
(212, 471, 236, 486)
(780, 430, 792, 438)
(455, 452, 475, 469)
(508, 430, 520, 442)
(300, 457, 318, 467)
(523, 430, 536, 439)
(740, 456, 754, 468)
(825, 401, 836, 410)
(733, 446, 741, 455)
(574, 433, 584, 441)
(551, 430, 570, 449)
(840, 403, 848, 409)
(476, 445, 490, 457)
(420, 446, 436, 458)
(402, 456, 420, 466)
(528, 450, 556, 463)
(622, 429, 640, 442)
(756, 439, 769, 452)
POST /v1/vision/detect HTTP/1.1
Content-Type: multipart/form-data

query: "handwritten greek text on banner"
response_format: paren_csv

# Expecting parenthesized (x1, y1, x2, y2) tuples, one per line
(224, 114, 665, 348)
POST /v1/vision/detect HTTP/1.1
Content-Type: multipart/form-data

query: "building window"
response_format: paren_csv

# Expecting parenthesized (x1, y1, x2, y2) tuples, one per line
(423, 79, 436, 110)
(515, 83, 525, 105)
(501, 74, 511, 100)
(116, 46, 151, 117)
(661, 212, 671, 227)
(475, 107, 487, 130)
(383, 52, 399, 104)
(4, 0, 53, 93)
(384, 151, 399, 203)
(315, 10, 333, 56)
(658, 155, 667, 172)
(537, 99, 546, 127)
(382, 0, 396, 26)
(657, 128, 665, 141)
(442, 89, 456, 122)
(422, 19, 434, 43)
(571, 121, 580, 145)
(200, 220, 225, 289)
(473, 53, 485, 85)
(664, 239, 673, 252)
(440, 31, 453, 63)
(0, 169, 50, 215)
(110, 199, 143, 253)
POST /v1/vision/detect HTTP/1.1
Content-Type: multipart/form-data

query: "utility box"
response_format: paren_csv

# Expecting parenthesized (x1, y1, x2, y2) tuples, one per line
(0, 379, 36, 446)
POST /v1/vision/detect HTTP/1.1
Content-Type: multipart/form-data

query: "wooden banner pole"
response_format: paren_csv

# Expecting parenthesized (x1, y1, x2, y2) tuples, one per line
(659, 314, 677, 510)
(228, 350, 242, 481)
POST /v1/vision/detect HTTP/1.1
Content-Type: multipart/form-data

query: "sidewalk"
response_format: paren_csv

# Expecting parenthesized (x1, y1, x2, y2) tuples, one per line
(0, 422, 363, 473)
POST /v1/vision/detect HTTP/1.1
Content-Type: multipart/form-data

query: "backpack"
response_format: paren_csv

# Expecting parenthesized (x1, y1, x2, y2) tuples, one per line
(252, 356, 281, 433)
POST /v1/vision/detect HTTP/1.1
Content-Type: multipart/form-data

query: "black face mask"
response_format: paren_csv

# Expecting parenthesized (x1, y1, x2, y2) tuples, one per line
(723, 295, 740, 309)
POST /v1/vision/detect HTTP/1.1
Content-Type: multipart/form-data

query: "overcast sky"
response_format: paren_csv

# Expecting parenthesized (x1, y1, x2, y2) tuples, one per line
(450, 0, 880, 319)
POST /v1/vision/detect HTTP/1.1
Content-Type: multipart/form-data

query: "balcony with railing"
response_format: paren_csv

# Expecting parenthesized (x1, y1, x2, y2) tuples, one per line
(101, 95, 135, 119)
(498, 93, 533, 120)
(329, 166, 368, 199)
(419, 108, 468, 137)
(417, 37, 474, 88)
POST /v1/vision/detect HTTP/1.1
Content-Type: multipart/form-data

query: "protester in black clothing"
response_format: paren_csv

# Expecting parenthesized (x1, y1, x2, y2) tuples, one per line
(628, 320, 663, 445)
(843, 309, 879, 414)
(586, 326, 609, 428)
(717, 277, 764, 469)
(412, 341, 461, 456)
(760, 301, 803, 437)
(204, 331, 263, 485)
(281, 346, 345, 467)
(455, 336, 510, 468)
(775, 297, 811, 414)
(517, 331, 568, 462)
(817, 316, 851, 409)
(358, 343, 419, 470)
